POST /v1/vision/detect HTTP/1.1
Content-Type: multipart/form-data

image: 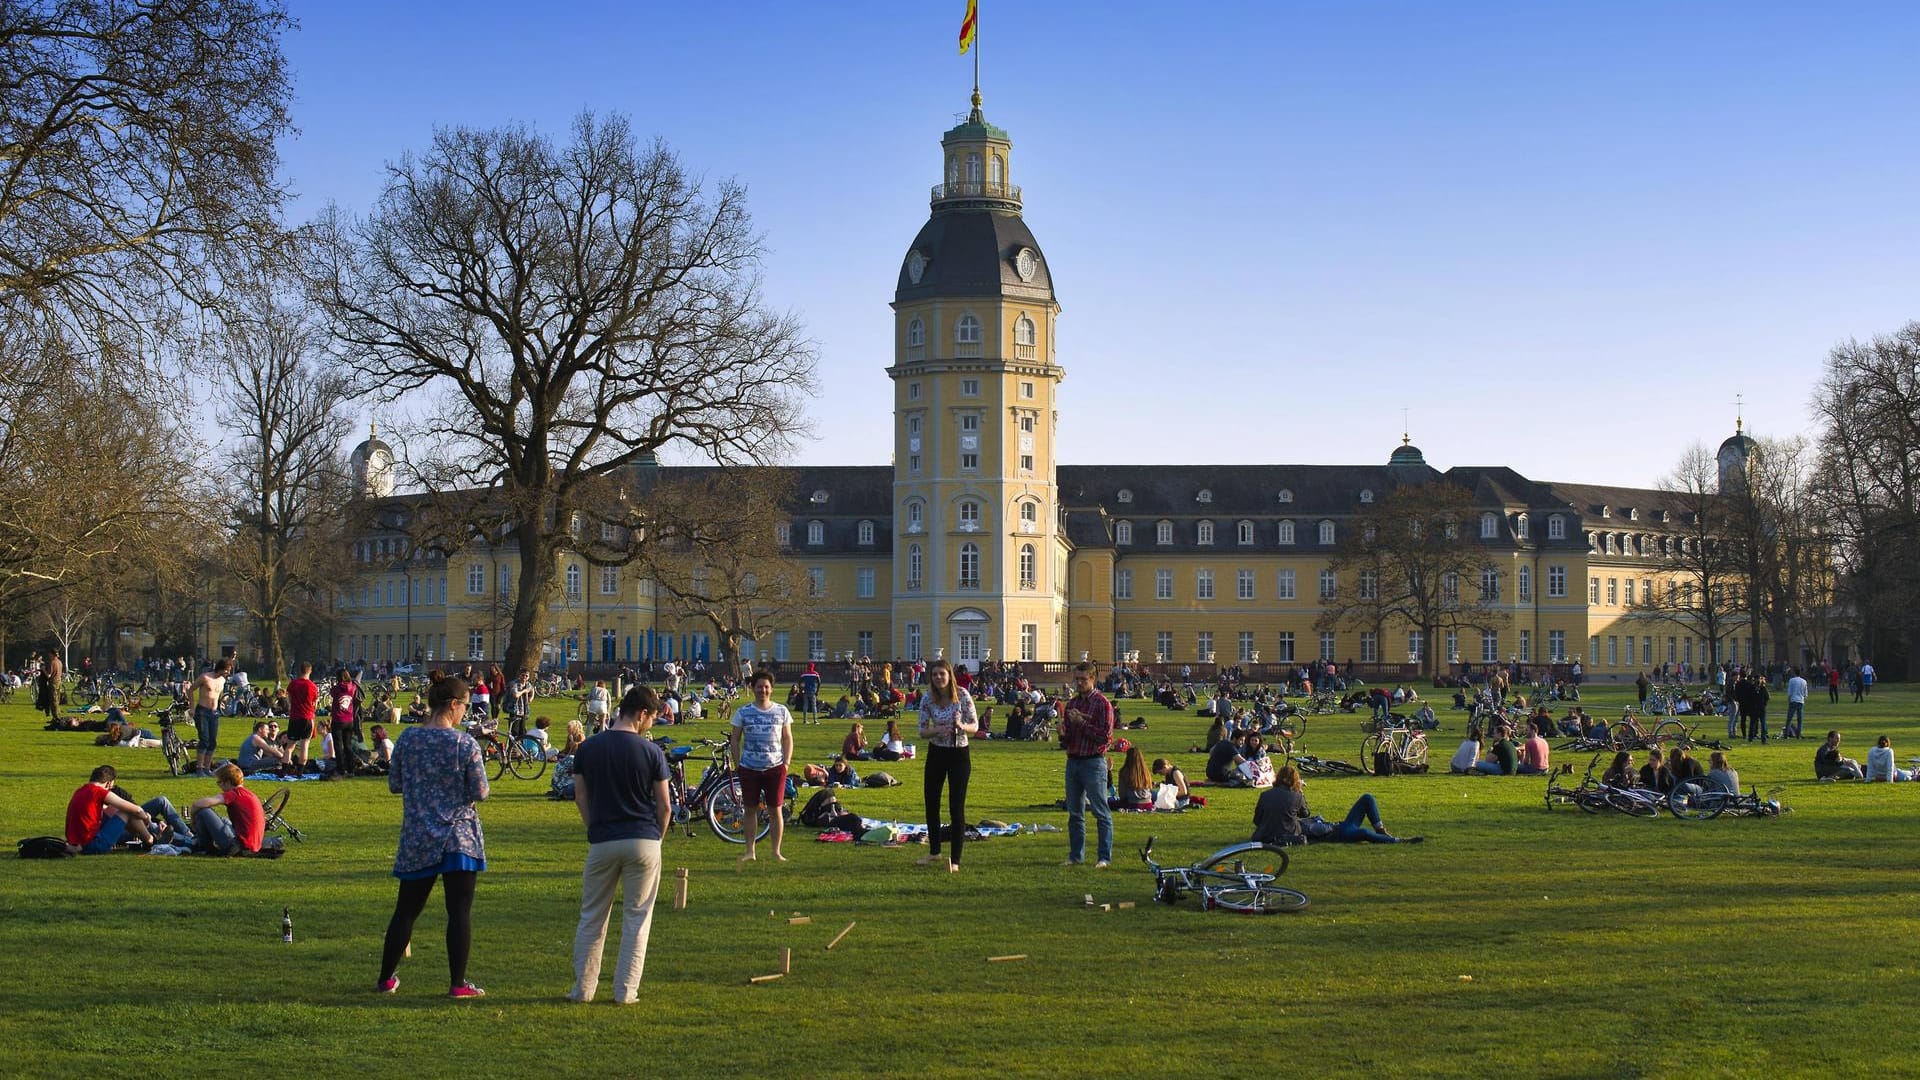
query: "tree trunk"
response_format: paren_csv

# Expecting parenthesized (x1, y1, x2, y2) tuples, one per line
(506, 523, 554, 674)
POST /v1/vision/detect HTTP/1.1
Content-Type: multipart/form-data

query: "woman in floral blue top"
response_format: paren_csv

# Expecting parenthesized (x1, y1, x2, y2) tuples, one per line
(377, 674, 490, 999)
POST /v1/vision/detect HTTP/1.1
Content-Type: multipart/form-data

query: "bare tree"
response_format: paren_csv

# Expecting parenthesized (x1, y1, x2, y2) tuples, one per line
(629, 470, 818, 676)
(1812, 321, 1920, 675)
(0, 0, 293, 343)
(1629, 445, 1745, 671)
(308, 113, 817, 674)
(1316, 483, 1497, 677)
(37, 584, 92, 670)
(213, 290, 355, 674)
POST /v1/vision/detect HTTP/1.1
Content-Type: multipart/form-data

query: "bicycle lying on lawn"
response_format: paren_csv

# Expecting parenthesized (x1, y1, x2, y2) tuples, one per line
(1667, 777, 1787, 820)
(1543, 755, 1664, 817)
(1140, 835, 1308, 913)
(1289, 751, 1364, 776)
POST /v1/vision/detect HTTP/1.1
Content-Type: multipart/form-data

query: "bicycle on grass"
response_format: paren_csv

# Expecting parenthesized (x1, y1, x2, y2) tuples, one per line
(156, 703, 191, 777)
(1140, 835, 1308, 913)
(1609, 708, 1693, 752)
(1289, 751, 1363, 776)
(259, 787, 306, 842)
(1543, 754, 1664, 817)
(1361, 720, 1429, 774)
(472, 716, 547, 781)
(658, 738, 786, 843)
(1667, 777, 1786, 820)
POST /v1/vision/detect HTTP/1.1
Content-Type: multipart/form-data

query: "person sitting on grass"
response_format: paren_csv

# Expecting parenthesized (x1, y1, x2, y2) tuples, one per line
(1815, 730, 1864, 781)
(1204, 715, 1230, 753)
(1601, 751, 1637, 789)
(1518, 724, 1551, 775)
(525, 717, 555, 761)
(369, 724, 396, 768)
(1448, 727, 1482, 774)
(1206, 731, 1247, 784)
(1252, 764, 1421, 846)
(824, 754, 860, 788)
(1474, 731, 1518, 775)
(1670, 745, 1705, 786)
(561, 719, 587, 759)
(1707, 751, 1741, 794)
(1556, 708, 1585, 739)
(1152, 758, 1190, 805)
(1111, 745, 1154, 810)
(64, 765, 157, 853)
(406, 697, 430, 723)
(1864, 735, 1912, 782)
(1639, 747, 1677, 793)
(1234, 734, 1275, 788)
(188, 764, 264, 855)
(871, 719, 910, 761)
(236, 720, 288, 773)
(842, 721, 871, 761)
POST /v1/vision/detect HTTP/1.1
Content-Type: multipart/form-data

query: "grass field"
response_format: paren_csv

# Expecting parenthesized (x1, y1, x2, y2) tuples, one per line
(3, 681, 1917, 1078)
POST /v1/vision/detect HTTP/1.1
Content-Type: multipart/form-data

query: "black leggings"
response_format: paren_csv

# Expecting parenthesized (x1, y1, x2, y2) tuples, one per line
(380, 870, 476, 985)
(924, 744, 971, 865)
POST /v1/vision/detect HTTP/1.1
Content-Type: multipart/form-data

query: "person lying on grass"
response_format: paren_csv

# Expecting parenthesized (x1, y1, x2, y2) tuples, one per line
(188, 764, 264, 855)
(1251, 765, 1422, 845)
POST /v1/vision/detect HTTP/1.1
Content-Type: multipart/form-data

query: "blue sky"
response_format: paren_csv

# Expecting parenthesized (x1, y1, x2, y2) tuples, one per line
(280, 1, 1920, 488)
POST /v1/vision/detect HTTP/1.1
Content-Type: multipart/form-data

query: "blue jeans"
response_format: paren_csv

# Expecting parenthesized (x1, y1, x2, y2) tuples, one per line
(1785, 701, 1804, 736)
(192, 805, 237, 854)
(194, 706, 219, 756)
(1331, 793, 1395, 843)
(1473, 760, 1507, 775)
(143, 796, 194, 845)
(81, 815, 127, 854)
(1064, 757, 1113, 863)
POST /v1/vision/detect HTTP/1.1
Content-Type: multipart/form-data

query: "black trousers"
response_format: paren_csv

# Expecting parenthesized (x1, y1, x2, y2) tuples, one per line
(924, 744, 972, 865)
(380, 870, 477, 985)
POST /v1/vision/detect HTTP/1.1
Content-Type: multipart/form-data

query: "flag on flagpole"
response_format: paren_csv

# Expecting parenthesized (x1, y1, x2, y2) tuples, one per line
(959, 0, 978, 55)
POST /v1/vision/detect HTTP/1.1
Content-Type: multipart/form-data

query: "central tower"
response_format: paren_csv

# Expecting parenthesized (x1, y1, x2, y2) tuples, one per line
(888, 92, 1064, 667)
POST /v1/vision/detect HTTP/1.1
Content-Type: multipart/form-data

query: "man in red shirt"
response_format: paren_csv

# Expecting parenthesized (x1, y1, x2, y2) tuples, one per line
(64, 765, 155, 854)
(285, 662, 320, 773)
(1060, 662, 1118, 867)
(188, 763, 264, 854)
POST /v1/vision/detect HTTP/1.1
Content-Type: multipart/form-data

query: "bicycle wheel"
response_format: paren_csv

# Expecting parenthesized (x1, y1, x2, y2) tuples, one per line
(1208, 885, 1309, 914)
(1323, 757, 1364, 776)
(507, 742, 546, 780)
(1404, 733, 1429, 770)
(1651, 720, 1690, 747)
(1201, 844, 1289, 879)
(1360, 734, 1386, 774)
(706, 777, 771, 843)
(1667, 780, 1725, 821)
(1606, 790, 1661, 818)
(485, 742, 508, 781)
(163, 731, 187, 777)
(260, 788, 291, 833)
(1575, 789, 1609, 814)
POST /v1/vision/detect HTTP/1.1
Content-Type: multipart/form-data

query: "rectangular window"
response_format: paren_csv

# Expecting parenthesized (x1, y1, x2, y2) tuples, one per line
(500, 565, 512, 596)
(1590, 636, 1600, 665)
(468, 629, 485, 658)
(1519, 629, 1532, 663)
(1114, 631, 1132, 659)
(1550, 630, 1566, 662)
(600, 566, 619, 595)
(1277, 569, 1296, 600)
(1196, 569, 1214, 600)
(1446, 630, 1459, 662)
(1640, 580, 1652, 606)
(1237, 569, 1255, 600)
(960, 378, 980, 396)
(1155, 569, 1173, 600)
(1277, 632, 1295, 662)
(467, 564, 484, 594)
(1667, 637, 1677, 664)
(1408, 630, 1424, 665)
(908, 382, 921, 400)
(1359, 631, 1377, 663)
(960, 413, 979, 432)
(1318, 631, 1336, 661)
(1318, 569, 1336, 601)
(1021, 381, 1035, 399)
(807, 567, 825, 598)
(1548, 565, 1566, 598)
(1238, 631, 1256, 662)
(1607, 636, 1618, 666)
(1156, 630, 1174, 662)
(807, 631, 825, 662)
(856, 567, 875, 598)
(909, 454, 921, 474)
(1589, 577, 1600, 604)
(857, 630, 875, 657)
(1517, 565, 1531, 601)
(1483, 631, 1499, 664)
(1020, 414, 1035, 433)
(1606, 578, 1618, 605)
(1196, 631, 1213, 662)
(1020, 455, 1034, 472)
(1020, 623, 1037, 662)
(1643, 637, 1653, 666)
(1114, 569, 1132, 600)
(773, 631, 790, 661)
(1358, 569, 1378, 600)
(961, 452, 979, 470)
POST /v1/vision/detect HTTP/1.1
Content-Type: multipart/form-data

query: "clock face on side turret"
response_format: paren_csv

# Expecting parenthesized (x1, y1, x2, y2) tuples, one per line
(907, 250, 927, 285)
(1014, 247, 1036, 282)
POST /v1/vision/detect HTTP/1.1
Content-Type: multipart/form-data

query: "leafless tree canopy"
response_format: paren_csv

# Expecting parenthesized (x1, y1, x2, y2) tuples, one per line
(1316, 483, 1497, 676)
(0, 0, 293, 340)
(1629, 444, 1744, 669)
(306, 112, 818, 672)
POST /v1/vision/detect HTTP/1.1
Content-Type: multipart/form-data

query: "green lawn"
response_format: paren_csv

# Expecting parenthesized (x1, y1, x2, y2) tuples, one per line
(2, 682, 1916, 1078)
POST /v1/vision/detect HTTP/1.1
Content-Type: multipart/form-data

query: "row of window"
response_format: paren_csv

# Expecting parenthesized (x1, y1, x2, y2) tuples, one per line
(1108, 629, 1574, 665)
(903, 313, 1037, 355)
(1113, 566, 1572, 602)
(1112, 512, 1577, 548)
(1591, 532, 1698, 557)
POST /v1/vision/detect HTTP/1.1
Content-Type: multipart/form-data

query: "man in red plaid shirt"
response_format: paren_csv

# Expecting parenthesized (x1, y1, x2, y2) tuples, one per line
(1060, 662, 1117, 866)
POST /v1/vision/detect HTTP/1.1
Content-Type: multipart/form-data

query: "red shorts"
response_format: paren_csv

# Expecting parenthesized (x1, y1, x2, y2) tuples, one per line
(737, 765, 788, 809)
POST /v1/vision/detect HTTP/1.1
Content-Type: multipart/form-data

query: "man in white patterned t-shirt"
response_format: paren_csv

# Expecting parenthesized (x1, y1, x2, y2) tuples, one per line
(728, 670, 794, 862)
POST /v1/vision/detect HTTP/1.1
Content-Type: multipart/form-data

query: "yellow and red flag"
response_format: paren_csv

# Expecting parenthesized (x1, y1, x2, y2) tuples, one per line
(959, 0, 977, 55)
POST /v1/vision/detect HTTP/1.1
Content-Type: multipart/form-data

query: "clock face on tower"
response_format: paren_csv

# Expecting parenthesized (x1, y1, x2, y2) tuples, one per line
(907, 250, 927, 285)
(1014, 248, 1037, 282)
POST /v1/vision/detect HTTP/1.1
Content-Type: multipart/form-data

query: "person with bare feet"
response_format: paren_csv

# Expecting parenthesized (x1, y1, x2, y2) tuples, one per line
(728, 671, 794, 863)
(915, 658, 979, 873)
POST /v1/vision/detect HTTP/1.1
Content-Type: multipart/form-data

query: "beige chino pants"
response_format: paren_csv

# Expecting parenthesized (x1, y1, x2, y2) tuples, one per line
(570, 836, 663, 1003)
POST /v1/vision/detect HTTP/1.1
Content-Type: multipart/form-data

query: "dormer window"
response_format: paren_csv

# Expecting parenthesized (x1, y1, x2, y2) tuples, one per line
(1515, 513, 1530, 540)
(1318, 520, 1335, 545)
(1196, 489, 1213, 504)
(811, 489, 829, 505)
(1197, 521, 1215, 545)
(1600, 505, 1612, 518)
(1359, 489, 1374, 504)
(1480, 512, 1499, 539)
(1277, 520, 1295, 545)
(1236, 520, 1255, 545)
(1628, 508, 1639, 521)
(1547, 514, 1566, 540)
(1116, 489, 1133, 504)
(1115, 520, 1133, 545)
(807, 520, 824, 546)
(1277, 489, 1294, 504)
(857, 520, 875, 546)
(775, 522, 791, 546)
(1155, 520, 1173, 545)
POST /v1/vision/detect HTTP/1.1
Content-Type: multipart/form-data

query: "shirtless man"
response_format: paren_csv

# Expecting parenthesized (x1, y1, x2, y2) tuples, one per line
(191, 659, 232, 776)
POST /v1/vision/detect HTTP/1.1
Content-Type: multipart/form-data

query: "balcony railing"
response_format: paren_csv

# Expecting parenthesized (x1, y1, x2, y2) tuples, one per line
(931, 180, 1021, 205)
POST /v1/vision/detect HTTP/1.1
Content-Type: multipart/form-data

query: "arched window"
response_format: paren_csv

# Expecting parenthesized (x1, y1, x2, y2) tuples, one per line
(857, 520, 874, 545)
(959, 543, 980, 588)
(1115, 520, 1133, 544)
(1277, 489, 1294, 504)
(907, 544, 923, 589)
(906, 317, 925, 348)
(989, 154, 1003, 184)
(1359, 489, 1374, 504)
(1480, 512, 1499, 538)
(1237, 520, 1255, 545)
(1277, 520, 1296, 545)
(966, 153, 981, 183)
(1014, 315, 1035, 344)
(1018, 501, 1039, 533)
(807, 520, 824, 546)
(1116, 489, 1133, 503)
(1196, 489, 1213, 504)
(1019, 544, 1036, 588)
(905, 500, 924, 533)
(1197, 521, 1215, 545)
(1155, 520, 1174, 545)
(1318, 520, 1335, 545)
(1547, 514, 1566, 540)
(958, 500, 982, 531)
(1515, 513, 1530, 540)
(955, 314, 982, 357)
(774, 522, 791, 546)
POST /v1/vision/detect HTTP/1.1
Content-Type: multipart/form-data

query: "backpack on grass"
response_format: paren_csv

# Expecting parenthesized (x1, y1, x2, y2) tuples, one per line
(798, 789, 847, 827)
(864, 771, 900, 788)
(17, 836, 73, 859)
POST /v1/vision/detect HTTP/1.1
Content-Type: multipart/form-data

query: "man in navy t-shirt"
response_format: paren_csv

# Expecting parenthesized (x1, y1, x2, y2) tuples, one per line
(567, 685, 671, 1004)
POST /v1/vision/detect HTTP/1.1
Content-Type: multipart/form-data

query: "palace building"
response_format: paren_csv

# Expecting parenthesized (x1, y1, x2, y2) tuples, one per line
(312, 94, 1761, 679)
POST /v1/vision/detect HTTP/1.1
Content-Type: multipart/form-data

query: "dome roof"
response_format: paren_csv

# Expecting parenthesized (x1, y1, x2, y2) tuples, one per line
(351, 423, 392, 459)
(1718, 430, 1756, 457)
(1389, 442, 1427, 467)
(895, 210, 1054, 304)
